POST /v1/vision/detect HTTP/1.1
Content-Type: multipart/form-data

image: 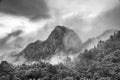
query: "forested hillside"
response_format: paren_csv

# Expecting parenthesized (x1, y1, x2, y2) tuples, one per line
(0, 30, 120, 80)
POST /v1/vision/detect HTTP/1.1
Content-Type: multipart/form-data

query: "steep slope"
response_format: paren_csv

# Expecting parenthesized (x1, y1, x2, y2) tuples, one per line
(79, 30, 120, 62)
(18, 25, 82, 61)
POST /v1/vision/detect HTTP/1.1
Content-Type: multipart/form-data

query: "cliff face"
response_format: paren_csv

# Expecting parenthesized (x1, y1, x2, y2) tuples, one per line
(18, 26, 82, 61)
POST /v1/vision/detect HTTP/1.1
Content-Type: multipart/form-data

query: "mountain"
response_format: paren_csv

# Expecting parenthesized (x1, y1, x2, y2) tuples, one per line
(77, 30, 120, 64)
(81, 29, 115, 50)
(18, 25, 82, 61)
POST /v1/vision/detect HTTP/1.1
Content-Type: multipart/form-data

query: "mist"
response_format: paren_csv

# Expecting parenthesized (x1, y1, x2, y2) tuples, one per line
(0, 0, 120, 64)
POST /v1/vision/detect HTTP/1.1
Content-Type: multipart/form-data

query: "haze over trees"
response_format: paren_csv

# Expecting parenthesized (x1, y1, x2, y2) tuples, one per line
(0, 27, 120, 80)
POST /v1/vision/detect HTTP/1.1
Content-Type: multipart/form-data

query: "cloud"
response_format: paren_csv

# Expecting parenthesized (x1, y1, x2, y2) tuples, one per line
(0, 0, 50, 20)
(0, 0, 51, 40)
(0, 15, 49, 38)
(94, 4, 120, 29)
(0, 0, 119, 41)
(0, 30, 22, 50)
(47, 0, 119, 20)
(0, 0, 119, 55)
(8, 30, 22, 37)
(45, 0, 120, 41)
(0, 0, 120, 65)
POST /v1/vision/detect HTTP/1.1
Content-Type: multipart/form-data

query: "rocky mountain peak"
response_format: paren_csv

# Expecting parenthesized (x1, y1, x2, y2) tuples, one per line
(18, 25, 82, 61)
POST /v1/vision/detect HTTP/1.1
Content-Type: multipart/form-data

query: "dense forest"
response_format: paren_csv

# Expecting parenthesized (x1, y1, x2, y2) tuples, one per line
(1, 30, 120, 80)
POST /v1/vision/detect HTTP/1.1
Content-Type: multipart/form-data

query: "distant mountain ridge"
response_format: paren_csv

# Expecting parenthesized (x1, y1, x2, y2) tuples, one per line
(18, 25, 82, 61)
(81, 29, 115, 50)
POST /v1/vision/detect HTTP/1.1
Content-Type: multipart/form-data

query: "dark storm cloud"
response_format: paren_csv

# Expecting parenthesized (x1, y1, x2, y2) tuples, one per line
(8, 30, 22, 37)
(0, 0, 49, 20)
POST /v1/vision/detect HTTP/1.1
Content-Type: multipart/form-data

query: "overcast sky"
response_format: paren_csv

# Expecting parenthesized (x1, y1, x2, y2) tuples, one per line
(0, 0, 120, 51)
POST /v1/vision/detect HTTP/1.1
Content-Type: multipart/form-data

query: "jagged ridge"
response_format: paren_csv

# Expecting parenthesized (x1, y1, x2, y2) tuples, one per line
(18, 25, 82, 61)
